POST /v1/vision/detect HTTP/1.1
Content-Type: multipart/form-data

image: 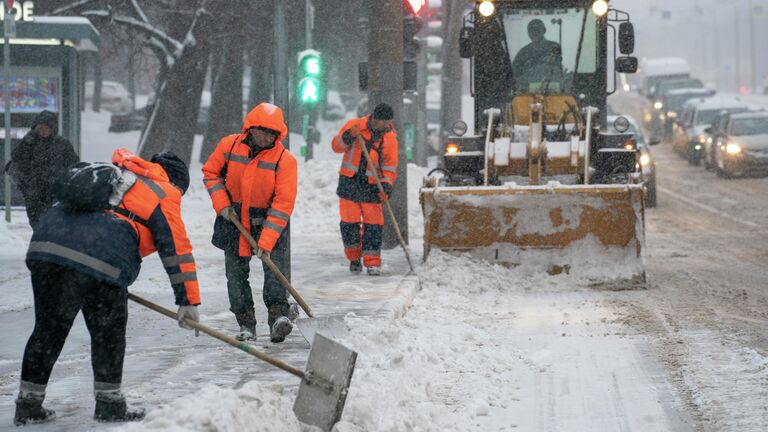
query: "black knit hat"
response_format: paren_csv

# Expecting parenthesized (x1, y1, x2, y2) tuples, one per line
(151, 152, 190, 195)
(372, 103, 394, 120)
(31, 110, 58, 135)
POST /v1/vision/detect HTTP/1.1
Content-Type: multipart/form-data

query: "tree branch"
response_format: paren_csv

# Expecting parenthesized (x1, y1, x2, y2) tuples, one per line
(129, 0, 150, 24)
(50, 0, 97, 16)
(81, 10, 184, 55)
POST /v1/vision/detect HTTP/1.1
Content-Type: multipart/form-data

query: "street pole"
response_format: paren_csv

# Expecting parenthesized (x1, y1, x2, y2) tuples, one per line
(734, 4, 742, 91)
(748, 0, 756, 92)
(367, 0, 408, 249)
(304, 0, 313, 161)
(415, 39, 427, 167)
(4, 2, 14, 223)
(273, 0, 290, 279)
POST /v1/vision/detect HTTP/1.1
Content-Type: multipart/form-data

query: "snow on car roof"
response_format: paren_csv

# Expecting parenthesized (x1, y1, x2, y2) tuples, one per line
(729, 111, 768, 120)
(641, 58, 691, 76)
(666, 88, 714, 96)
(683, 96, 748, 111)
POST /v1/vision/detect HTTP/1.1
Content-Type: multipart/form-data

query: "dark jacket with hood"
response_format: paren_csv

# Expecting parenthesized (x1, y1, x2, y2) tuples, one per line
(7, 111, 79, 225)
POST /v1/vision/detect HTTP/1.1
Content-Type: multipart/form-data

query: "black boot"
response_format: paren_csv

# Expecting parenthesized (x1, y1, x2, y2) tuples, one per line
(234, 309, 257, 341)
(349, 259, 362, 274)
(94, 399, 146, 422)
(14, 396, 55, 426)
(268, 305, 293, 343)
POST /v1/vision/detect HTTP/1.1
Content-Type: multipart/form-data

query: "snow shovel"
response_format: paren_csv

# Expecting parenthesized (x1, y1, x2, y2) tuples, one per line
(127, 292, 357, 432)
(356, 136, 415, 273)
(228, 216, 350, 343)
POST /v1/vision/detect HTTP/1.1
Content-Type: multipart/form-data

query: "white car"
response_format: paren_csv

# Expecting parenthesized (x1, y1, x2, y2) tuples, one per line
(84, 81, 132, 113)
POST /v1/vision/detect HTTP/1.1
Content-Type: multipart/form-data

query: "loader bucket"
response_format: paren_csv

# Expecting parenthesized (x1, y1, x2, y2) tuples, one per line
(420, 184, 646, 285)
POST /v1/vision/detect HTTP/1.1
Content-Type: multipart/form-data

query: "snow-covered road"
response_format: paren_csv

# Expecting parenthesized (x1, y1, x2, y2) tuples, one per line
(2, 108, 768, 431)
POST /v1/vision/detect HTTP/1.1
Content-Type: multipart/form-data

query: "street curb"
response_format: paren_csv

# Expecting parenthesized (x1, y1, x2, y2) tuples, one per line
(375, 273, 421, 320)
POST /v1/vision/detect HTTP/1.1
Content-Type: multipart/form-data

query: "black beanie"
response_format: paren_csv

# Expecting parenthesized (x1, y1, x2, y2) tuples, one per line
(151, 152, 190, 195)
(372, 103, 394, 120)
(31, 110, 59, 135)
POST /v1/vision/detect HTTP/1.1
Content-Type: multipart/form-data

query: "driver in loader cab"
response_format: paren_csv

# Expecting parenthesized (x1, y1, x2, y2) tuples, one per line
(512, 19, 563, 92)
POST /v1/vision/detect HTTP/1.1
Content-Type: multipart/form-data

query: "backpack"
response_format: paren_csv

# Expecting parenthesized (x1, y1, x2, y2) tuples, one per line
(53, 162, 123, 212)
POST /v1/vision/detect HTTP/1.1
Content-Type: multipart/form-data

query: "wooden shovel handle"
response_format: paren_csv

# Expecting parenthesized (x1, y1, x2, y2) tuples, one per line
(127, 292, 305, 379)
(355, 136, 415, 272)
(228, 216, 314, 318)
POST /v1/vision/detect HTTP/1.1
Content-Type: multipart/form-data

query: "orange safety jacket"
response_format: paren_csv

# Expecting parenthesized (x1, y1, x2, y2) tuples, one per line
(111, 148, 200, 306)
(202, 103, 297, 256)
(331, 116, 398, 186)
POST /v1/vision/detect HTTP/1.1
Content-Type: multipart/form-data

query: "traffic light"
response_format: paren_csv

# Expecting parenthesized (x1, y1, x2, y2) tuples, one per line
(297, 49, 323, 106)
(403, 0, 425, 58)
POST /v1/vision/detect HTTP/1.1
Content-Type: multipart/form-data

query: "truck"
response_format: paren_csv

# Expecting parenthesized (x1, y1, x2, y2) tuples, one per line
(420, 0, 646, 284)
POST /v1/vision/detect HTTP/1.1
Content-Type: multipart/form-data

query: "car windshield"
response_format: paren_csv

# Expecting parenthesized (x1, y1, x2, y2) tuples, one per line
(656, 79, 702, 96)
(503, 7, 597, 93)
(696, 109, 723, 125)
(730, 117, 768, 136)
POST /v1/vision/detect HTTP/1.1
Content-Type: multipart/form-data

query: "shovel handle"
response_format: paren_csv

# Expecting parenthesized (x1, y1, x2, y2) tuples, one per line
(228, 216, 314, 318)
(356, 136, 415, 272)
(127, 292, 305, 379)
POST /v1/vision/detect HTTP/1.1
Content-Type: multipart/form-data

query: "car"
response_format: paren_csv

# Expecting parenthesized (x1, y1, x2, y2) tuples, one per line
(108, 103, 210, 134)
(645, 77, 704, 139)
(608, 114, 659, 207)
(84, 81, 133, 114)
(711, 111, 768, 178)
(671, 96, 749, 165)
(661, 87, 715, 140)
(702, 109, 749, 170)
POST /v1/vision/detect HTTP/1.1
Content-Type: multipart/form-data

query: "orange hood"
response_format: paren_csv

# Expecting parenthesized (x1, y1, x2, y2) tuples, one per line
(242, 103, 288, 141)
(112, 148, 170, 182)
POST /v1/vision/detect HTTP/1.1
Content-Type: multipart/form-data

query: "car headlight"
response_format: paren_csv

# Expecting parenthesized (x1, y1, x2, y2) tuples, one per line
(698, 134, 707, 144)
(654, 101, 663, 110)
(445, 143, 460, 154)
(640, 153, 651, 166)
(667, 111, 677, 119)
(725, 143, 742, 155)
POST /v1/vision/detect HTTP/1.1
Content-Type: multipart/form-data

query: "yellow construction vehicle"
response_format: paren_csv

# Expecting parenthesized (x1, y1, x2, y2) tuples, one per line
(421, 0, 646, 283)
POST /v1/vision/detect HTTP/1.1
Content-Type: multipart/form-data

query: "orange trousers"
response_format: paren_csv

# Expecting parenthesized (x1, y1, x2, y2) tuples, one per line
(339, 198, 384, 267)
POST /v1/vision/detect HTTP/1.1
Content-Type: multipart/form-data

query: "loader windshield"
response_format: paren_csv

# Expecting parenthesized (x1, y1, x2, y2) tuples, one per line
(503, 8, 598, 93)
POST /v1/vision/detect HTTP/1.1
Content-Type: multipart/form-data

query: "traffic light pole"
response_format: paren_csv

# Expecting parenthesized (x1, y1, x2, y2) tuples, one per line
(367, 0, 408, 249)
(304, 0, 314, 161)
(273, 0, 290, 280)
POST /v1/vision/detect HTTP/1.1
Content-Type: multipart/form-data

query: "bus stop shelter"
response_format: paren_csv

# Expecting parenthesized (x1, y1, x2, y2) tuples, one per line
(1, 16, 100, 209)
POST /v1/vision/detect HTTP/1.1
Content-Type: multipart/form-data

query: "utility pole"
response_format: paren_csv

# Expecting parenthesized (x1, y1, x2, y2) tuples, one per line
(4, 1, 14, 222)
(414, 39, 427, 167)
(367, 0, 408, 249)
(273, 0, 290, 278)
(440, 0, 463, 145)
(734, 4, 742, 91)
(748, 0, 757, 92)
(303, 0, 314, 161)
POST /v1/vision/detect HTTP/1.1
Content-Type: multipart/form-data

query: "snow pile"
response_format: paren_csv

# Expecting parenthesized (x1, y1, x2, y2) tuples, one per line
(0, 219, 29, 253)
(293, 159, 340, 234)
(118, 382, 304, 432)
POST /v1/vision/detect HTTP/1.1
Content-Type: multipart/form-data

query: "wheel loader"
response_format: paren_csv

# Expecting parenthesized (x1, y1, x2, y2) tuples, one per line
(421, 0, 646, 284)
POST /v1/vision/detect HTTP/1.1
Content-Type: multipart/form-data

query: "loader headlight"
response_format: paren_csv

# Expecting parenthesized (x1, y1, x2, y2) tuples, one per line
(654, 101, 663, 110)
(640, 153, 651, 166)
(445, 143, 460, 154)
(478, 1, 495, 17)
(592, 0, 609, 16)
(726, 143, 743, 155)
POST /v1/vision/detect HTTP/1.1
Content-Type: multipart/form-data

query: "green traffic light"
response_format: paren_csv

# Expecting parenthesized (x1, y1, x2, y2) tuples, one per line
(299, 77, 320, 104)
(305, 57, 320, 76)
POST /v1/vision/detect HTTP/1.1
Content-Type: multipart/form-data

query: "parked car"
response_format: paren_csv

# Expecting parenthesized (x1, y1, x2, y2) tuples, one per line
(661, 87, 715, 140)
(85, 81, 133, 113)
(710, 111, 768, 178)
(609, 115, 658, 207)
(108, 103, 210, 134)
(671, 96, 749, 165)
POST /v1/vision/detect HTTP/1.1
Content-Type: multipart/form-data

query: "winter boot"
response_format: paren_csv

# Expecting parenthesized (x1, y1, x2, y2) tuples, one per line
(94, 399, 146, 422)
(268, 305, 293, 343)
(367, 266, 382, 276)
(234, 310, 257, 341)
(349, 259, 362, 274)
(14, 395, 55, 426)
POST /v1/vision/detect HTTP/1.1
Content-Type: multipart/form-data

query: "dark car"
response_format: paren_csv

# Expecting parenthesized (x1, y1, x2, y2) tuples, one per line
(109, 103, 209, 134)
(711, 112, 768, 178)
(661, 88, 715, 140)
(609, 115, 659, 207)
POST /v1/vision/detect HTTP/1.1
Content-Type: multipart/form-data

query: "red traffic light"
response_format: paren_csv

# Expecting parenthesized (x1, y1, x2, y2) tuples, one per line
(406, 0, 426, 14)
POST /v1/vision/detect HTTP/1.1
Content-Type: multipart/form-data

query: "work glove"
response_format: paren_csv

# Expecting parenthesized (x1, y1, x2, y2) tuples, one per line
(177, 305, 200, 336)
(348, 123, 362, 139)
(378, 182, 393, 203)
(219, 206, 237, 222)
(255, 248, 270, 260)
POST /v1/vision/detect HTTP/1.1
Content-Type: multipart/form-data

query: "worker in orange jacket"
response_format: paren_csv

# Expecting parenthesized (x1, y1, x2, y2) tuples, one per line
(17, 149, 199, 425)
(331, 103, 398, 276)
(202, 103, 298, 343)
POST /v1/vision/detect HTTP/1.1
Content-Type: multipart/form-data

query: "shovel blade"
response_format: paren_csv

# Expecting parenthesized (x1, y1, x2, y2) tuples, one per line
(296, 316, 351, 346)
(293, 333, 357, 431)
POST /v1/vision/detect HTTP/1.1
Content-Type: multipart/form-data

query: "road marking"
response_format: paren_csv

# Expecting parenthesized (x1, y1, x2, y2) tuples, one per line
(657, 186, 765, 228)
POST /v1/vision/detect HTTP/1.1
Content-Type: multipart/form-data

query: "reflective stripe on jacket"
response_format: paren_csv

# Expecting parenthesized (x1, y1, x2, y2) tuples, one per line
(331, 116, 398, 186)
(202, 104, 297, 255)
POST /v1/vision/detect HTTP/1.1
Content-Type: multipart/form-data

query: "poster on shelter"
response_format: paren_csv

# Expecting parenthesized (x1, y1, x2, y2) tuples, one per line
(0, 76, 60, 113)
